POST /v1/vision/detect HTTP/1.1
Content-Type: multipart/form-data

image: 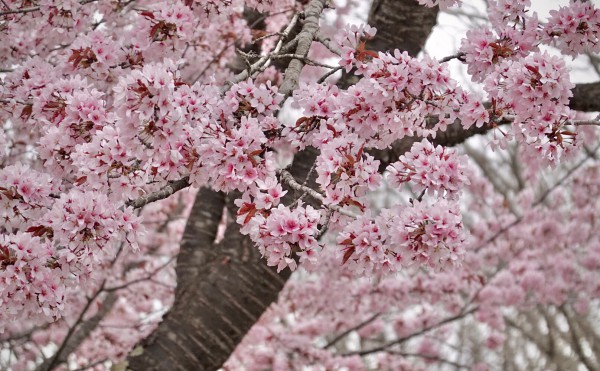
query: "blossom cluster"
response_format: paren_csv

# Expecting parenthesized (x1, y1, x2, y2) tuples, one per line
(337, 200, 465, 274)
(390, 200, 465, 271)
(457, 0, 598, 163)
(65, 29, 125, 80)
(487, 0, 532, 29)
(196, 115, 278, 192)
(484, 52, 575, 162)
(543, 0, 600, 56)
(333, 24, 377, 73)
(0, 233, 65, 329)
(463, 0, 600, 77)
(0, 189, 142, 328)
(0, 165, 59, 232)
(44, 190, 142, 263)
(125, 1, 195, 61)
(460, 25, 538, 83)
(386, 139, 470, 199)
(238, 202, 321, 272)
(316, 134, 382, 208)
(192, 79, 283, 192)
(287, 41, 489, 153)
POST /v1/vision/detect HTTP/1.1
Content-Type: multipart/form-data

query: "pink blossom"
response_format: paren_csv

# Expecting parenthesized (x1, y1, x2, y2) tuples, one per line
(543, 0, 600, 56)
(386, 139, 470, 199)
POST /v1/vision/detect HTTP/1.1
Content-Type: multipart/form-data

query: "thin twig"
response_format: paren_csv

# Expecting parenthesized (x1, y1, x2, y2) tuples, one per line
(252, 31, 285, 44)
(439, 52, 466, 63)
(70, 358, 109, 371)
(287, 160, 318, 207)
(387, 351, 469, 369)
(343, 307, 478, 357)
(499, 114, 599, 127)
(190, 8, 295, 84)
(443, 8, 488, 21)
(573, 119, 600, 126)
(0, 5, 39, 15)
(324, 312, 381, 349)
(0, 0, 12, 11)
(269, 54, 338, 69)
(0, 0, 97, 16)
(277, 169, 357, 217)
(125, 176, 190, 210)
(317, 65, 343, 83)
(40, 282, 112, 371)
(222, 12, 301, 93)
(315, 33, 342, 55)
(104, 256, 176, 292)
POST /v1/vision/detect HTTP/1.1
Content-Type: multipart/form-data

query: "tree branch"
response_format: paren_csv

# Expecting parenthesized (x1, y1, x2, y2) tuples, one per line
(277, 169, 357, 217)
(571, 81, 600, 112)
(324, 312, 381, 349)
(279, 0, 329, 97)
(0, 0, 97, 16)
(343, 307, 478, 357)
(125, 176, 190, 210)
(387, 350, 469, 369)
(38, 285, 117, 371)
(474, 143, 600, 252)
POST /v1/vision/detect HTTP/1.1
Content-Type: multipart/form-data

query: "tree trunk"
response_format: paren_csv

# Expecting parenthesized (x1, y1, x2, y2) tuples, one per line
(126, 148, 319, 370)
(571, 82, 600, 112)
(367, 0, 438, 57)
(127, 188, 291, 370)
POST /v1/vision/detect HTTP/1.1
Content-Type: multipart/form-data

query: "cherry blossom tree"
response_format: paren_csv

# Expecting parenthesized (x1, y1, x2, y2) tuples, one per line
(1, 0, 600, 370)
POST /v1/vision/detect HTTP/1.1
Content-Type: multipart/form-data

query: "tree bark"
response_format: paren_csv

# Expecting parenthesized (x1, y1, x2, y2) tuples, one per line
(127, 188, 291, 370)
(571, 81, 600, 112)
(126, 148, 319, 370)
(367, 0, 438, 57)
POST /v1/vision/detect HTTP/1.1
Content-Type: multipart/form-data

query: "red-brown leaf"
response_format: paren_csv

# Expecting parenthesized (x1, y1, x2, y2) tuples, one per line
(20, 105, 32, 121)
(342, 246, 355, 265)
(74, 176, 87, 186)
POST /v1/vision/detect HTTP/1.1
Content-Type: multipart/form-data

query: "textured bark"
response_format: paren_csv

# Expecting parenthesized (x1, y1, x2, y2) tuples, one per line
(279, 0, 328, 97)
(367, 0, 438, 57)
(127, 151, 318, 371)
(126, 2, 441, 370)
(571, 81, 600, 112)
(127, 189, 291, 370)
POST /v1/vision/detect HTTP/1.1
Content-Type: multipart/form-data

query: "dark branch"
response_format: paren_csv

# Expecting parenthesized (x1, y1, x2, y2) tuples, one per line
(38, 286, 117, 371)
(126, 176, 190, 210)
(324, 312, 381, 349)
(571, 81, 600, 112)
(343, 307, 478, 357)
